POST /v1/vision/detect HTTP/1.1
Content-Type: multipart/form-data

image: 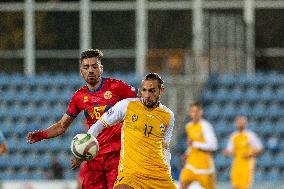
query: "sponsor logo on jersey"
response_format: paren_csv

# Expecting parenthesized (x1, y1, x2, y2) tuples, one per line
(160, 124, 165, 132)
(104, 91, 112, 99)
(107, 108, 113, 115)
(83, 96, 88, 102)
(132, 114, 138, 122)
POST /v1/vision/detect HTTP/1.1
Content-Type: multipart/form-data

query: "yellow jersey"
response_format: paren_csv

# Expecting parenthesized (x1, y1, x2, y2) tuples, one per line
(88, 98, 175, 187)
(185, 119, 217, 174)
(226, 130, 263, 162)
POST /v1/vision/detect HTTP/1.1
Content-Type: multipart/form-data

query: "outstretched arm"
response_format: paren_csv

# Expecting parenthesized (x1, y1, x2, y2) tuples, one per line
(26, 114, 74, 144)
(88, 99, 128, 137)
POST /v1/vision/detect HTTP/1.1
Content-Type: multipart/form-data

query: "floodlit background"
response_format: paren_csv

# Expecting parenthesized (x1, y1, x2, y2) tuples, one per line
(0, 0, 284, 188)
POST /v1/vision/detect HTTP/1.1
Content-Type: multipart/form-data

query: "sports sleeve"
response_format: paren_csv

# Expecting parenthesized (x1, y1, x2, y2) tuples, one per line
(117, 80, 138, 99)
(192, 121, 218, 151)
(66, 93, 81, 118)
(0, 131, 5, 144)
(248, 132, 263, 150)
(225, 134, 234, 153)
(88, 99, 129, 137)
(163, 111, 175, 171)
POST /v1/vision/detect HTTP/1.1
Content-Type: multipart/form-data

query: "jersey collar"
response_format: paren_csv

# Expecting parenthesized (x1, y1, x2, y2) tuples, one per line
(88, 77, 105, 93)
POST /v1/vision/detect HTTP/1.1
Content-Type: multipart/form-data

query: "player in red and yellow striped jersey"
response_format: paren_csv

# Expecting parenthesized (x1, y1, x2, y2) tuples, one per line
(223, 116, 263, 189)
(179, 102, 218, 189)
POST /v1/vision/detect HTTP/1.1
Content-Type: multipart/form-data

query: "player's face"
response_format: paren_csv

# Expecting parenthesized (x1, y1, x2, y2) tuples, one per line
(141, 80, 163, 108)
(235, 116, 247, 131)
(189, 106, 202, 122)
(80, 57, 103, 86)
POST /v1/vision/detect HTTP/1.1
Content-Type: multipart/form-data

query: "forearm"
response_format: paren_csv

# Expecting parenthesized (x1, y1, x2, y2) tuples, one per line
(43, 121, 68, 138)
(250, 148, 263, 157)
(192, 141, 217, 152)
(87, 120, 105, 137)
(0, 144, 7, 154)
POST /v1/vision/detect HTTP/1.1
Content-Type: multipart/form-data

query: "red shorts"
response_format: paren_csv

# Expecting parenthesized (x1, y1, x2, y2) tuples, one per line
(79, 150, 120, 189)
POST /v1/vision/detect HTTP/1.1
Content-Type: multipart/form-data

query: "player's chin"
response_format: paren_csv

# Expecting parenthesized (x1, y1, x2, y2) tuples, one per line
(87, 79, 98, 85)
(145, 101, 155, 108)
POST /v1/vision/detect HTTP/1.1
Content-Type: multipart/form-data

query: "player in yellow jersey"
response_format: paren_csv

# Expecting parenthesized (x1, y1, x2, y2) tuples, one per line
(223, 116, 263, 189)
(88, 73, 176, 189)
(179, 102, 218, 189)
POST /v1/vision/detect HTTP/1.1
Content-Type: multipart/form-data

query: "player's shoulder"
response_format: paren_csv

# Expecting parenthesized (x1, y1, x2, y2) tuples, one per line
(117, 97, 140, 106)
(230, 131, 239, 139)
(158, 103, 175, 118)
(104, 77, 128, 86)
(200, 119, 213, 129)
(244, 129, 258, 138)
(72, 85, 88, 96)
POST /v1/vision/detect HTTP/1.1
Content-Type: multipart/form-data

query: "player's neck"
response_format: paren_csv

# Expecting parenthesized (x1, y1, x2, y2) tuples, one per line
(87, 78, 102, 91)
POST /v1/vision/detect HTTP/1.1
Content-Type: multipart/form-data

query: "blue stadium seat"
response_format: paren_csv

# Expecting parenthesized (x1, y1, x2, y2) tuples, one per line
(273, 153, 284, 168)
(258, 153, 273, 168)
(244, 87, 258, 103)
(266, 168, 280, 181)
(255, 168, 265, 181)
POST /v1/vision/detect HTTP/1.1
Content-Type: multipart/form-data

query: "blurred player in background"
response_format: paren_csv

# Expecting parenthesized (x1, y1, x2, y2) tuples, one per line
(88, 73, 176, 189)
(223, 116, 263, 189)
(0, 130, 8, 155)
(26, 49, 137, 189)
(179, 102, 218, 189)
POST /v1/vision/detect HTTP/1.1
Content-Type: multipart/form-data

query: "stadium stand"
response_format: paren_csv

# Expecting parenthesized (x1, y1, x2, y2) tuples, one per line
(0, 72, 283, 182)
(172, 71, 284, 182)
(0, 73, 140, 180)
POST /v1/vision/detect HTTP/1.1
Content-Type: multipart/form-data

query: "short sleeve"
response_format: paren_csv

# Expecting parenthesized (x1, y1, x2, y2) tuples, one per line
(66, 93, 81, 118)
(117, 80, 138, 100)
(248, 132, 263, 150)
(225, 134, 234, 153)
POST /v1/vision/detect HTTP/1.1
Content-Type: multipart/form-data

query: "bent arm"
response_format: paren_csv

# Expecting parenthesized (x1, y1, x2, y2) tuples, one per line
(44, 114, 74, 138)
(192, 122, 218, 152)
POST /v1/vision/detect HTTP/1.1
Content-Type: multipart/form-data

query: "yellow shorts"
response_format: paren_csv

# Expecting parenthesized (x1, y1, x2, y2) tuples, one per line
(114, 172, 176, 189)
(231, 161, 254, 189)
(179, 168, 215, 189)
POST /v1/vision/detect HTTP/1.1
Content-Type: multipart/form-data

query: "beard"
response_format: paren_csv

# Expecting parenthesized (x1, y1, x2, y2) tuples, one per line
(85, 74, 100, 86)
(142, 98, 158, 108)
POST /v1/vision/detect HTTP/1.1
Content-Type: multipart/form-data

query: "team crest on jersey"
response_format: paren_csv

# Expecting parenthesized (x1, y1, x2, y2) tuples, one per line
(83, 96, 88, 103)
(104, 91, 112, 99)
(132, 114, 138, 122)
(160, 124, 165, 132)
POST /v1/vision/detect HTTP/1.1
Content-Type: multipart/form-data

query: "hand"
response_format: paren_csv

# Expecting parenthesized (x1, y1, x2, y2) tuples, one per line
(180, 153, 187, 162)
(222, 149, 231, 157)
(71, 156, 83, 170)
(26, 130, 48, 144)
(243, 153, 254, 159)
(188, 139, 193, 146)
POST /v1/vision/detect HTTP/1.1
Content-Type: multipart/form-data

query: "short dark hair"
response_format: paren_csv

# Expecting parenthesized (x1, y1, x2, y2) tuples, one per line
(190, 101, 203, 109)
(80, 49, 103, 63)
(143, 73, 164, 88)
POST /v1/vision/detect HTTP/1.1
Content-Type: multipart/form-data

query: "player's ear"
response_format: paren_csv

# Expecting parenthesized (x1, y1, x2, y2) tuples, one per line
(99, 65, 103, 75)
(159, 85, 165, 94)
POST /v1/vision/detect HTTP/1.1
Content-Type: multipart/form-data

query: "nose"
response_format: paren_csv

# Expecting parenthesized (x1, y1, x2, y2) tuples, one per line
(144, 91, 151, 98)
(88, 66, 94, 72)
